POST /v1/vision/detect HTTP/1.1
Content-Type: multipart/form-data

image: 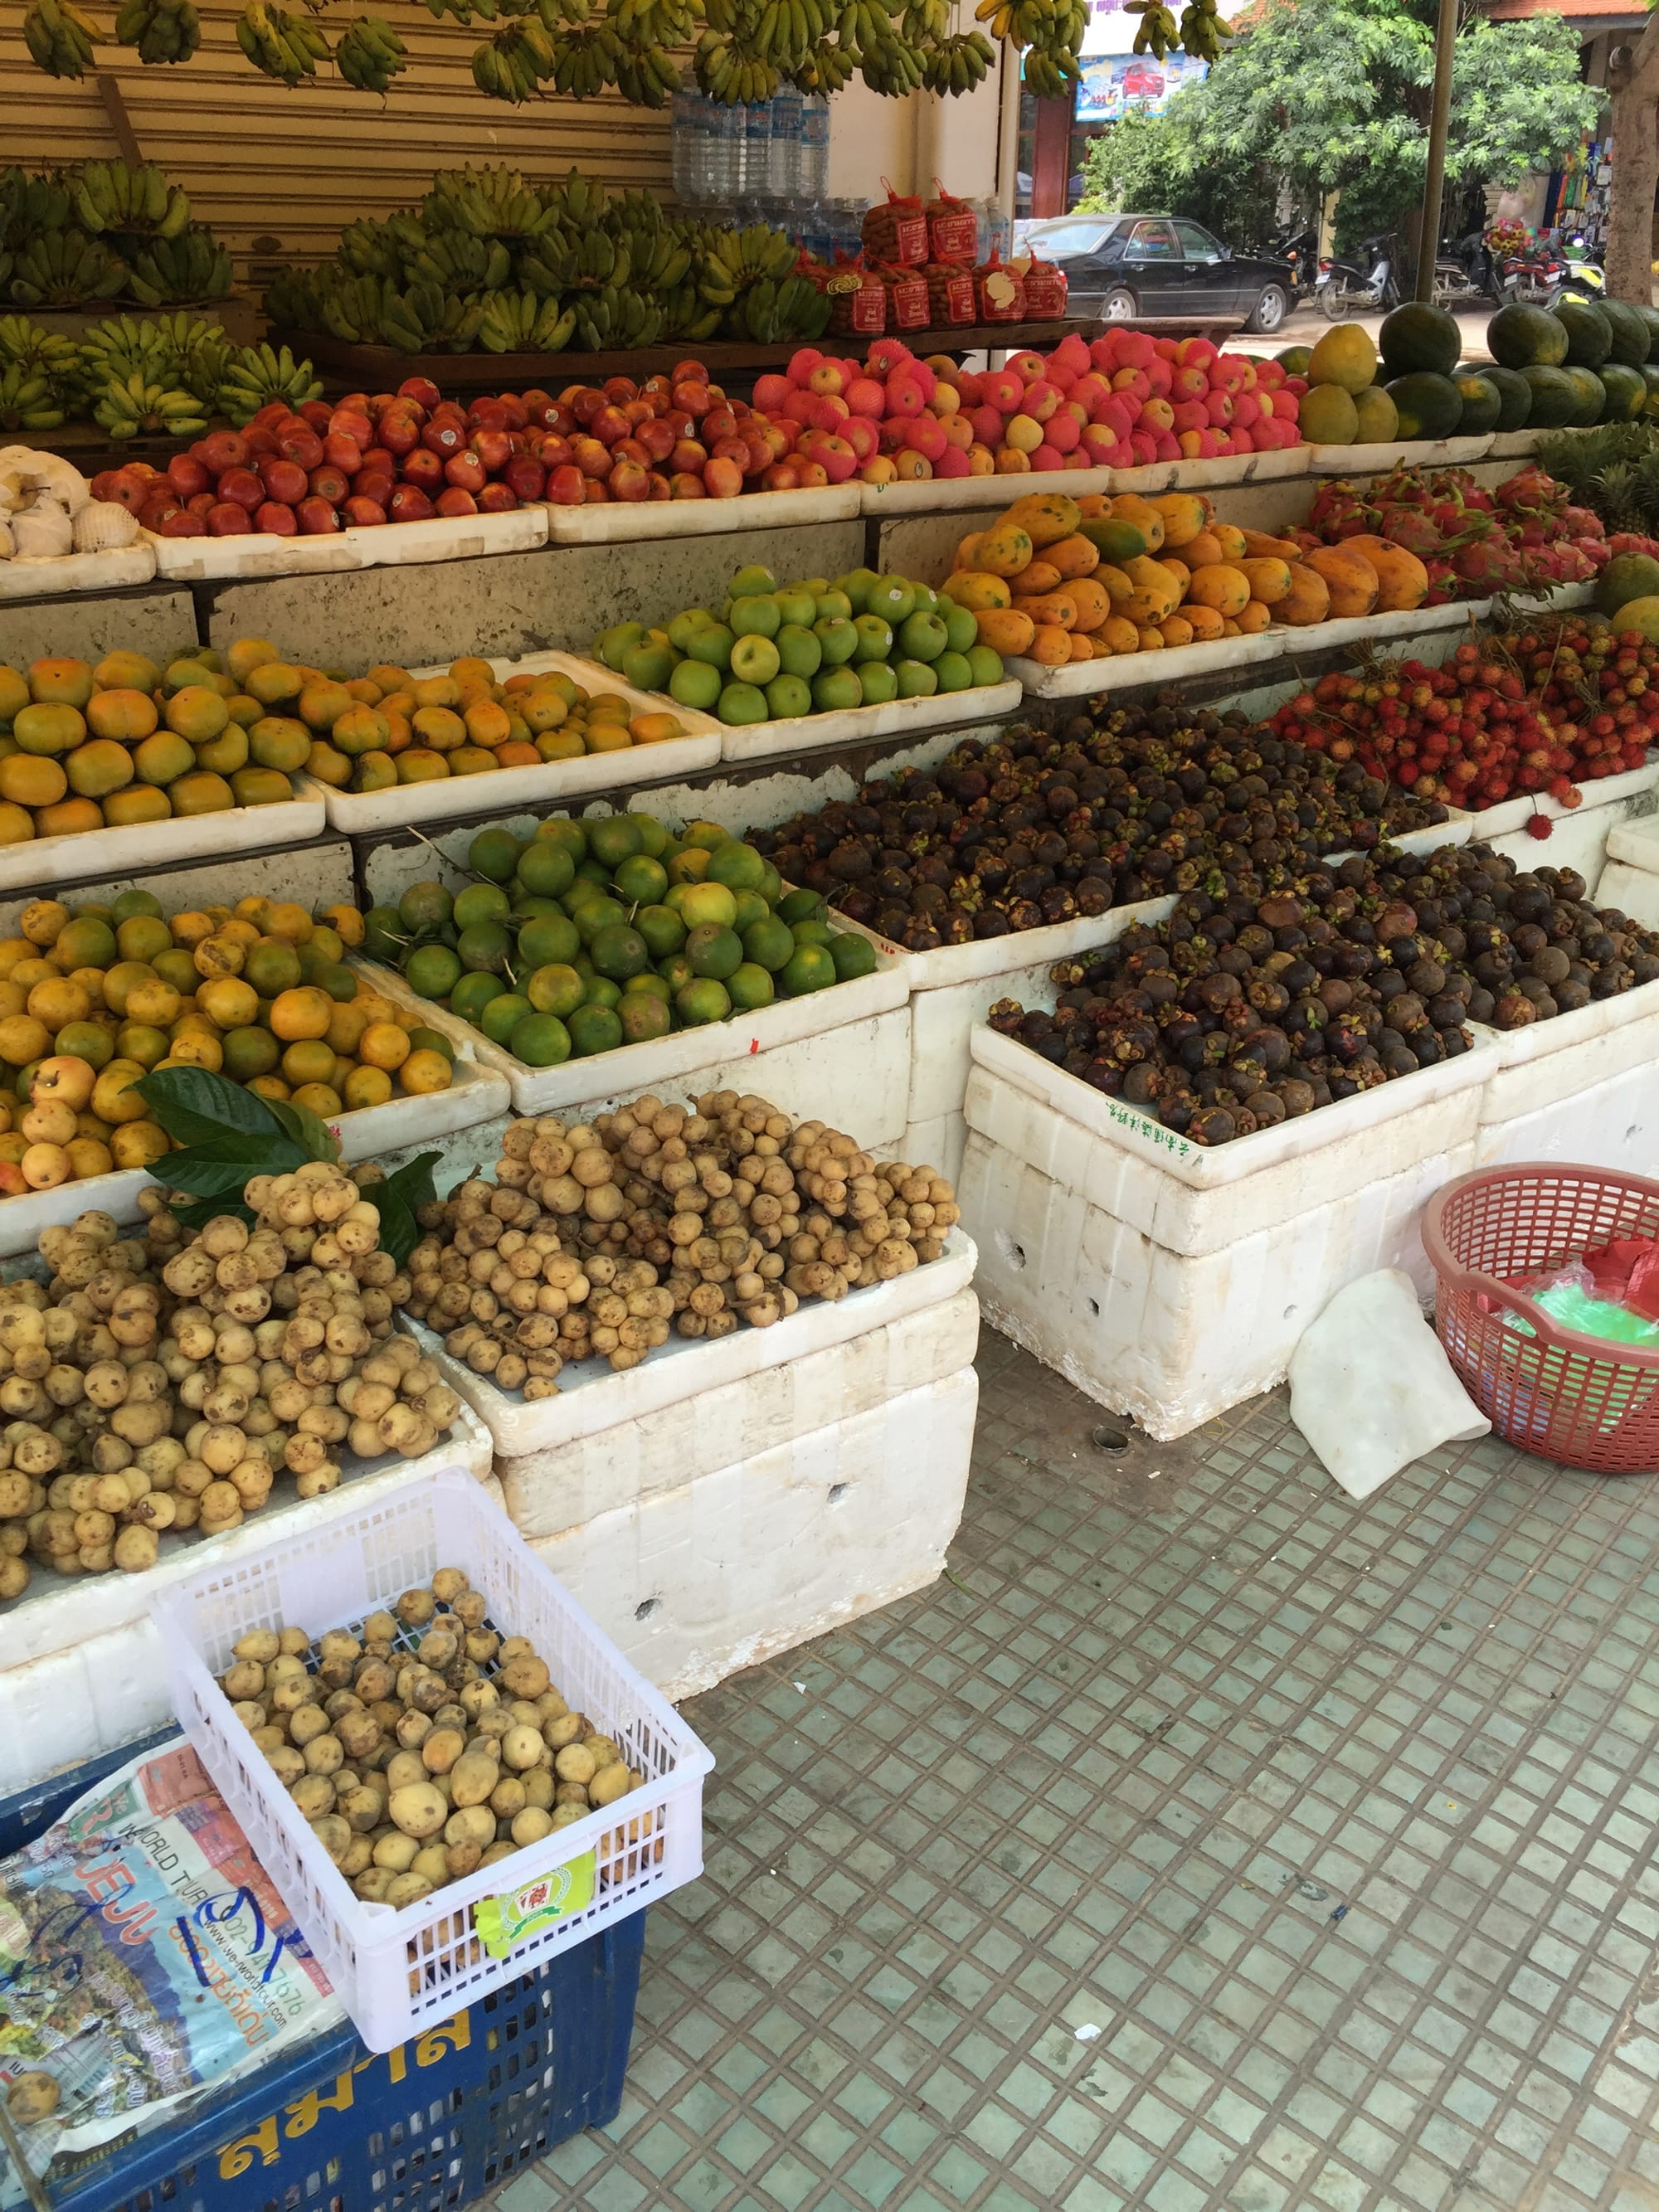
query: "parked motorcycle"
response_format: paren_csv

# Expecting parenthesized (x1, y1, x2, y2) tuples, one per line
(1316, 233, 1403, 318)
(1267, 224, 1320, 304)
(1502, 231, 1605, 309)
(1432, 231, 1501, 309)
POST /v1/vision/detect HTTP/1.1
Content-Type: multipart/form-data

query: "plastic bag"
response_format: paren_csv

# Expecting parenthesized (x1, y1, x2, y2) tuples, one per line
(1289, 1268, 1490, 1499)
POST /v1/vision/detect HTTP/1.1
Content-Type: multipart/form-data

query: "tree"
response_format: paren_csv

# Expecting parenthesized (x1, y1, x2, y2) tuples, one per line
(1081, 0, 1602, 266)
(1607, 22, 1659, 305)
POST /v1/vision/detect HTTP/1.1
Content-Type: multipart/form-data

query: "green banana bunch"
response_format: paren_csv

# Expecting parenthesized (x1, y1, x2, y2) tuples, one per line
(217, 339, 323, 425)
(659, 279, 722, 341)
(476, 289, 576, 352)
(428, 0, 499, 20)
(613, 41, 679, 102)
(628, 225, 692, 292)
(0, 169, 72, 247)
(471, 17, 552, 97)
(547, 22, 623, 94)
(91, 371, 207, 440)
(726, 271, 830, 343)
(425, 167, 556, 240)
(338, 215, 411, 279)
(859, 29, 923, 91)
(609, 0, 698, 43)
(1124, 0, 1177, 53)
(571, 285, 663, 351)
(79, 310, 229, 404)
(411, 231, 511, 293)
(0, 315, 81, 406)
(542, 165, 609, 226)
(22, 0, 98, 77)
(518, 232, 577, 296)
(792, 36, 852, 88)
(73, 160, 192, 238)
(0, 251, 11, 300)
(570, 226, 630, 290)
(922, 27, 993, 90)
(114, 0, 201, 61)
(337, 13, 410, 88)
(696, 220, 796, 305)
(750, 0, 829, 66)
(10, 231, 129, 309)
(901, 0, 944, 36)
(833, 0, 898, 63)
(1020, 43, 1078, 94)
(693, 28, 777, 100)
(0, 363, 66, 432)
(236, 0, 329, 81)
(124, 226, 233, 304)
(1177, 0, 1229, 59)
(264, 266, 334, 332)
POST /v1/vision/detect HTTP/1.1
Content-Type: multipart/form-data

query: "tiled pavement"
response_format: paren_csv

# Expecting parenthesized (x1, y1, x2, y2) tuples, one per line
(509, 1331, 1659, 2212)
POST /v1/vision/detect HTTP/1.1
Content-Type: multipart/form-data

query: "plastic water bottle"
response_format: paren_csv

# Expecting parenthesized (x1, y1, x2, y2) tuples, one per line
(769, 85, 802, 198)
(713, 99, 741, 201)
(744, 101, 771, 198)
(801, 95, 830, 200)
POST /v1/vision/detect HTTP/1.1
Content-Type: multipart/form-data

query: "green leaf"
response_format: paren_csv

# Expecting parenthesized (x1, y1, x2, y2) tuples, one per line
(265, 1096, 341, 1164)
(158, 1145, 290, 1198)
(134, 1066, 281, 1149)
(372, 1150, 440, 1270)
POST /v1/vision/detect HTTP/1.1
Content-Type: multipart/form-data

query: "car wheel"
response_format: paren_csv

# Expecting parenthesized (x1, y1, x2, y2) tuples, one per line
(1102, 286, 1137, 321)
(1248, 283, 1288, 334)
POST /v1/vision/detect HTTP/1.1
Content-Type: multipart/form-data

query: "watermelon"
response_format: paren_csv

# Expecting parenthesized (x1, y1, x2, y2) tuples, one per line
(1486, 304, 1569, 369)
(1642, 363, 1659, 419)
(1597, 550, 1659, 619)
(1379, 302, 1462, 377)
(1638, 304, 1659, 359)
(1520, 365, 1580, 426)
(1554, 299, 1613, 367)
(1481, 365, 1533, 430)
(1452, 374, 1502, 435)
(1598, 361, 1647, 420)
(1384, 370, 1464, 440)
(1599, 297, 1651, 366)
(1564, 366, 1608, 425)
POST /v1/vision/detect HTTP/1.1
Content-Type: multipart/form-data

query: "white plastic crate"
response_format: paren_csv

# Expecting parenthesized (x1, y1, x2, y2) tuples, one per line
(151, 1466, 713, 2053)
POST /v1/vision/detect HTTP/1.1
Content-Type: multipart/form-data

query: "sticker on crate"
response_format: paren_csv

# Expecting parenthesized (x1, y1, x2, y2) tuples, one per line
(476, 1850, 596, 1957)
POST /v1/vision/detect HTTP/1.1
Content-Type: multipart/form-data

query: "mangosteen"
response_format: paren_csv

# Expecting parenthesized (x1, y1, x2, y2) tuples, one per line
(1467, 985, 1496, 1023)
(1493, 989, 1536, 1028)
(1190, 1106, 1237, 1146)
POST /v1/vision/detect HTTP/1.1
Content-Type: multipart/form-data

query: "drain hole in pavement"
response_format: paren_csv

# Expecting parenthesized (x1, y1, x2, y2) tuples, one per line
(828, 1484, 848, 1505)
(635, 1598, 660, 1621)
(1092, 1425, 1129, 1454)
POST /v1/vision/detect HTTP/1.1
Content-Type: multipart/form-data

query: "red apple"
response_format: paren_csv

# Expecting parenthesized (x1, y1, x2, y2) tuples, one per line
(398, 375, 441, 410)
(494, 392, 528, 430)
(298, 399, 333, 433)
(795, 459, 830, 489)
(187, 491, 217, 518)
(207, 500, 254, 535)
(140, 494, 181, 531)
(671, 381, 711, 416)
(762, 459, 800, 491)
(669, 470, 707, 498)
(168, 454, 211, 498)
(295, 495, 341, 534)
(843, 418, 878, 462)
(259, 456, 309, 506)
(703, 455, 743, 498)
(546, 463, 586, 505)
(401, 449, 445, 493)
(435, 487, 477, 517)
(443, 450, 487, 494)
(341, 495, 387, 527)
(608, 459, 652, 501)
(421, 419, 465, 459)
(330, 407, 374, 444)
(251, 401, 289, 429)
(308, 464, 350, 504)
(469, 428, 513, 474)
(200, 430, 249, 474)
(571, 389, 606, 426)
(355, 468, 396, 508)
(669, 437, 708, 474)
(476, 482, 519, 513)
(159, 508, 208, 537)
(387, 484, 435, 523)
(379, 413, 421, 457)
(571, 436, 611, 480)
(637, 418, 677, 464)
(611, 436, 651, 469)
(216, 466, 265, 512)
(322, 433, 362, 478)
(277, 425, 325, 472)
(255, 500, 298, 535)
(582, 479, 610, 503)
(105, 467, 157, 514)
(504, 455, 547, 501)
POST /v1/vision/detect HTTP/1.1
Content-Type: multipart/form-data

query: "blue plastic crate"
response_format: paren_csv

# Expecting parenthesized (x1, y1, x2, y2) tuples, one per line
(0, 1741, 645, 2212)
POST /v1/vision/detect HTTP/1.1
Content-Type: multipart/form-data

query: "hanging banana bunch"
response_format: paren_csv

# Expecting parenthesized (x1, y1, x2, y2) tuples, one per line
(470, 15, 553, 95)
(1123, 0, 1176, 55)
(547, 19, 625, 95)
(236, 0, 329, 81)
(921, 27, 993, 90)
(1177, 0, 1230, 61)
(337, 15, 411, 89)
(114, 0, 201, 63)
(22, 0, 99, 78)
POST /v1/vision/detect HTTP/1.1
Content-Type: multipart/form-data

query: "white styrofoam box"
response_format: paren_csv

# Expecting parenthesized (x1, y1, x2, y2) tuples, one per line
(421, 1226, 975, 1458)
(1488, 431, 1541, 459)
(143, 503, 547, 581)
(857, 447, 1310, 523)
(530, 1360, 977, 1700)
(0, 837, 355, 933)
(545, 484, 862, 543)
(962, 1111, 1473, 1438)
(0, 546, 156, 599)
(498, 1285, 979, 1537)
(1598, 858, 1659, 927)
(0, 1403, 494, 1792)
(966, 1021, 1496, 1258)
(153, 1469, 714, 2051)
(1469, 982, 1659, 1126)
(1462, 755, 1659, 843)
(1474, 1050, 1659, 1171)
(1006, 629, 1285, 700)
(359, 945, 910, 1122)
(716, 680, 1024, 766)
(1306, 435, 1495, 473)
(0, 794, 326, 893)
(1606, 814, 1659, 873)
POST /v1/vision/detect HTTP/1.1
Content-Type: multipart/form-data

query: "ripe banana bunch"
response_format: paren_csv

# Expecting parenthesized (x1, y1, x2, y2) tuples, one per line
(126, 227, 233, 304)
(693, 29, 778, 100)
(73, 161, 192, 239)
(921, 27, 993, 89)
(0, 364, 66, 434)
(338, 15, 410, 89)
(236, 0, 330, 80)
(696, 220, 795, 306)
(218, 340, 324, 425)
(91, 372, 207, 440)
(571, 286, 663, 352)
(23, 0, 100, 75)
(1124, 0, 1177, 54)
(547, 22, 624, 94)
(476, 289, 576, 352)
(9, 232, 129, 309)
(1177, 0, 1229, 59)
(471, 17, 553, 95)
(114, 0, 202, 63)
(412, 231, 511, 294)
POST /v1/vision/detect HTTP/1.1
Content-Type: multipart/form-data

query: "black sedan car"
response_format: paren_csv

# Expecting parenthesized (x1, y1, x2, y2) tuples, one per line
(1016, 213, 1294, 333)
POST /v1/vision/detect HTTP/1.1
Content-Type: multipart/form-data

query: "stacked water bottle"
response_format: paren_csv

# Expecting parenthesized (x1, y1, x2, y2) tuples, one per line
(671, 77, 861, 259)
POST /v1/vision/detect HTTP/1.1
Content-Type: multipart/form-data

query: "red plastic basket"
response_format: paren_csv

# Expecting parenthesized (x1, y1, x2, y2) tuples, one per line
(1423, 1163, 1659, 1474)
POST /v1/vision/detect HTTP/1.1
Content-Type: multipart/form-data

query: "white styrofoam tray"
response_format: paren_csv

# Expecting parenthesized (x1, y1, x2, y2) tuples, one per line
(967, 1018, 1496, 1256)
(0, 545, 156, 599)
(153, 1468, 714, 2051)
(420, 1225, 975, 1458)
(544, 484, 861, 543)
(715, 678, 1024, 766)
(1306, 434, 1496, 474)
(1462, 754, 1659, 840)
(845, 892, 1177, 996)
(0, 1050, 508, 1259)
(1488, 431, 1542, 459)
(0, 793, 326, 893)
(857, 448, 1311, 520)
(361, 946, 909, 1118)
(1605, 814, 1659, 873)
(1467, 980, 1659, 1121)
(142, 503, 547, 581)
(304, 649, 722, 831)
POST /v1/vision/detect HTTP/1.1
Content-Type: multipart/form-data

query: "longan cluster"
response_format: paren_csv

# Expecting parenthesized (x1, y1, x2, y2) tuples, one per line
(0, 1166, 465, 1606)
(404, 1090, 960, 1399)
(222, 1568, 645, 1909)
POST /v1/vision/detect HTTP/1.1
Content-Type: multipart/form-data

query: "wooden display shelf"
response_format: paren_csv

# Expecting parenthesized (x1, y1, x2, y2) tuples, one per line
(270, 315, 1245, 395)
